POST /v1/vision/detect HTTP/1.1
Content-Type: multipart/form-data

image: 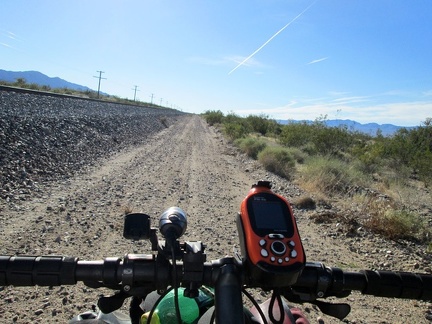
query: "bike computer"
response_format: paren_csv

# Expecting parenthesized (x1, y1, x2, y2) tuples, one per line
(237, 181, 305, 287)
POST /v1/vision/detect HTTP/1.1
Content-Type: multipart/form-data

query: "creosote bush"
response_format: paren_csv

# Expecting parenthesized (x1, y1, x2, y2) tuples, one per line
(202, 110, 224, 126)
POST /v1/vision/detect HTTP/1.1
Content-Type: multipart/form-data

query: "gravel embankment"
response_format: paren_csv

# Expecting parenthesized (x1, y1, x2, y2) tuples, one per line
(0, 90, 185, 202)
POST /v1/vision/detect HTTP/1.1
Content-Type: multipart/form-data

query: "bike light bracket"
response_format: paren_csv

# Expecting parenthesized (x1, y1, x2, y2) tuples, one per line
(183, 241, 206, 298)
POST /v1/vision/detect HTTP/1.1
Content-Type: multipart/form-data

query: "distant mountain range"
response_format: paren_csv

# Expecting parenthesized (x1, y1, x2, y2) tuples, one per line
(278, 119, 414, 137)
(0, 69, 92, 92)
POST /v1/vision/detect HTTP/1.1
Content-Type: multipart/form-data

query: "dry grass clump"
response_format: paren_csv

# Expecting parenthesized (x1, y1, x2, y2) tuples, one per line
(234, 137, 267, 159)
(257, 146, 296, 180)
(363, 198, 429, 241)
(298, 156, 369, 195)
(293, 196, 316, 210)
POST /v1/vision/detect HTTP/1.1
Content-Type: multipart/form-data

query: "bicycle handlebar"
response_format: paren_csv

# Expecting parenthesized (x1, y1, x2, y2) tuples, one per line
(1, 255, 431, 302)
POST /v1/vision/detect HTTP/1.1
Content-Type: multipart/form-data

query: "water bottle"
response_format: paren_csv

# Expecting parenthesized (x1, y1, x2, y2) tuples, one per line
(141, 288, 199, 324)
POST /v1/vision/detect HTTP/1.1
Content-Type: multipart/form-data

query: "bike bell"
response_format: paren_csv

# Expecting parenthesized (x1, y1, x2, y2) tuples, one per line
(141, 288, 199, 324)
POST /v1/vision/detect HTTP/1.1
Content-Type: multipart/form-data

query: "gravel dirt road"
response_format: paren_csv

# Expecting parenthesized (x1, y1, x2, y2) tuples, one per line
(1, 114, 431, 323)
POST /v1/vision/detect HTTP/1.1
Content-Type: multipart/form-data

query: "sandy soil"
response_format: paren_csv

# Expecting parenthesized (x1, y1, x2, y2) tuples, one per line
(0, 115, 431, 323)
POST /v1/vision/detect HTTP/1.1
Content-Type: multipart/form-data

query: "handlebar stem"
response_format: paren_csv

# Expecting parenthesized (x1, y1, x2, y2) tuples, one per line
(214, 257, 244, 324)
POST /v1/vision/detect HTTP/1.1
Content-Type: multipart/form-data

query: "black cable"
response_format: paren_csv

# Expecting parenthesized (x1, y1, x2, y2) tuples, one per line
(146, 241, 182, 323)
(146, 288, 172, 324)
(269, 291, 285, 324)
(171, 242, 182, 324)
(242, 288, 268, 324)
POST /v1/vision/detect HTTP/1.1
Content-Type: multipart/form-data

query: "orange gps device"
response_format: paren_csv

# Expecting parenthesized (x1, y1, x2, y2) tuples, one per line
(237, 181, 305, 287)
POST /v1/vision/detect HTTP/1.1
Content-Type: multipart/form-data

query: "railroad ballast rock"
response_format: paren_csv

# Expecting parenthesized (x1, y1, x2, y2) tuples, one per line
(0, 90, 184, 201)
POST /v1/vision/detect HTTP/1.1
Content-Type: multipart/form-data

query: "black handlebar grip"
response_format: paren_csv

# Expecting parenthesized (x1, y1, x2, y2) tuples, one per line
(0, 255, 78, 286)
(361, 270, 432, 301)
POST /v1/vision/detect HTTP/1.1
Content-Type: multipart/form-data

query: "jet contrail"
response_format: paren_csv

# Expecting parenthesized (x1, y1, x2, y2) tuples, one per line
(228, 0, 317, 75)
(307, 56, 328, 65)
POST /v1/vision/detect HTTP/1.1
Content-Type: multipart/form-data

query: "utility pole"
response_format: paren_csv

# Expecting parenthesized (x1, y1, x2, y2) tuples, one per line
(150, 93, 154, 105)
(93, 71, 106, 98)
(160, 98, 163, 106)
(132, 85, 140, 101)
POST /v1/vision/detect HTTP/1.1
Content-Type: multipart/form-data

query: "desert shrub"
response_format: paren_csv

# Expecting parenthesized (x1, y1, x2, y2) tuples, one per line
(313, 125, 355, 155)
(300, 156, 369, 194)
(235, 137, 267, 159)
(257, 146, 296, 179)
(245, 114, 270, 135)
(245, 114, 281, 136)
(300, 142, 318, 156)
(284, 147, 307, 164)
(222, 112, 252, 141)
(383, 128, 414, 166)
(223, 122, 249, 141)
(223, 112, 246, 125)
(14, 77, 27, 86)
(382, 119, 432, 186)
(411, 148, 432, 187)
(265, 119, 283, 137)
(279, 119, 362, 156)
(350, 139, 386, 173)
(279, 122, 314, 148)
(203, 110, 224, 126)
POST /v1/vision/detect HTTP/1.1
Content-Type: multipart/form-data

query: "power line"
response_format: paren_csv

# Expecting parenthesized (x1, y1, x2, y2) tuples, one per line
(132, 85, 140, 101)
(93, 70, 106, 98)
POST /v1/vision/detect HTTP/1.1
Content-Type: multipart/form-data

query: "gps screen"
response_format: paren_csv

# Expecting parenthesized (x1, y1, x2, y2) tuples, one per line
(251, 200, 291, 233)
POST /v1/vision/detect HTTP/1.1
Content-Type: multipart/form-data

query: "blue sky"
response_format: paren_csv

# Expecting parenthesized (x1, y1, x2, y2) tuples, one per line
(1, 0, 431, 126)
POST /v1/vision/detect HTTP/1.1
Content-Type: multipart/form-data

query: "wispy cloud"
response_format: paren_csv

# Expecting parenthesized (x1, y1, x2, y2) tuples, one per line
(1, 30, 20, 41)
(307, 57, 328, 65)
(1, 30, 23, 50)
(328, 91, 350, 97)
(6, 31, 16, 39)
(331, 95, 371, 105)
